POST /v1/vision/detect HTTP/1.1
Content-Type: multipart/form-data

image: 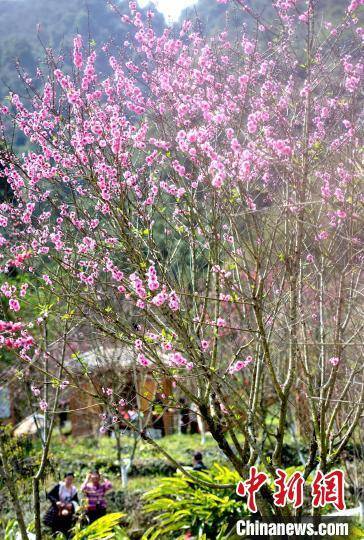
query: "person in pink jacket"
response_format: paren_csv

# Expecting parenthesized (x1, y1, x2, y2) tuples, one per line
(81, 470, 112, 523)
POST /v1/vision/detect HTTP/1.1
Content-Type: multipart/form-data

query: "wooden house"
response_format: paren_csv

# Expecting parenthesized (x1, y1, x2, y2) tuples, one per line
(68, 345, 176, 437)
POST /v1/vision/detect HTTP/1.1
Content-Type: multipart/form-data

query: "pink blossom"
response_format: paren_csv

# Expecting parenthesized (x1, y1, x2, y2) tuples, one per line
(42, 274, 53, 285)
(170, 352, 188, 367)
(31, 385, 40, 397)
(247, 121, 257, 134)
(39, 399, 48, 411)
(348, 0, 364, 13)
(135, 339, 143, 350)
(19, 284, 28, 297)
(317, 230, 329, 241)
(138, 353, 151, 366)
(229, 356, 254, 374)
(148, 278, 160, 291)
(9, 299, 20, 312)
(201, 340, 210, 351)
(241, 161, 250, 176)
(168, 291, 180, 311)
(151, 290, 168, 306)
(73, 35, 83, 69)
(226, 128, 234, 140)
(243, 41, 255, 55)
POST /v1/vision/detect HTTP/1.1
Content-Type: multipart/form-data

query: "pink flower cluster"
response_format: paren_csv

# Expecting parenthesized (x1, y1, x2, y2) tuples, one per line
(169, 352, 193, 370)
(347, 0, 364, 13)
(228, 356, 254, 374)
(151, 287, 168, 307)
(9, 298, 20, 312)
(130, 273, 147, 300)
(138, 353, 151, 366)
(147, 265, 159, 291)
(0, 320, 34, 352)
(73, 35, 83, 69)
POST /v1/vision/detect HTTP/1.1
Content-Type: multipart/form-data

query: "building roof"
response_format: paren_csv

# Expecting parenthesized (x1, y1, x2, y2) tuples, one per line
(13, 413, 44, 437)
(72, 344, 169, 373)
(79, 345, 136, 371)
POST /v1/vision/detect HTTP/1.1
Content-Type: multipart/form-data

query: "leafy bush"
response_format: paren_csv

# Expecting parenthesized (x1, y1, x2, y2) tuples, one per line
(1, 520, 26, 540)
(107, 483, 156, 539)
(72, 512, 126, 540)
(142, 464, 247, 539)
(129, 458, 176, 477)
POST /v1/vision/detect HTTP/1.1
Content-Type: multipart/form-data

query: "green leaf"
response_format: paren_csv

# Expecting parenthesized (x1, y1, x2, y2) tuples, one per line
(72, 512, 125, 540)
(142, 465, 246, 539)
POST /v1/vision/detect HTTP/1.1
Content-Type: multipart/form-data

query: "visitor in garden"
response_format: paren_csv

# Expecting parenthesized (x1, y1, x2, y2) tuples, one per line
(192, 451, 207, 471)
(43, 472, 79, 538)
(81, 470, 112, 523)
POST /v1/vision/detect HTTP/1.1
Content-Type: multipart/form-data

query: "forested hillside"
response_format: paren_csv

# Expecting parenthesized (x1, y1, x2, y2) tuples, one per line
(0, 0, 164, 101)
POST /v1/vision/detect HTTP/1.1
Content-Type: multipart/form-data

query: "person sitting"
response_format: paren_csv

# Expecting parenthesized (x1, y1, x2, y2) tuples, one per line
(192, 451, 207, 471)
(43, 472, 79, 538)
(81, 470, 112, 524)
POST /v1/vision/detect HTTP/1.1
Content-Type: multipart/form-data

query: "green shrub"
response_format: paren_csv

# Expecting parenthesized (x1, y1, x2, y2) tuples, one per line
(107, 483, 156, 539)
(142, 464, 248, 539)
(129, 458, 176, 477)
(72, 512, 126, 539)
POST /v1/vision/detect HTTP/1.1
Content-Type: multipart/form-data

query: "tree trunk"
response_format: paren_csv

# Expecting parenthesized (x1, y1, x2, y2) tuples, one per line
(33, 477, 42, 540)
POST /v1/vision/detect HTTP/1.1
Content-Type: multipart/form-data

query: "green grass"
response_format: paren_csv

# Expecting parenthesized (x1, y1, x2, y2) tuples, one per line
(117, 475, 160, 492)
(44, 432, 225, 473)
